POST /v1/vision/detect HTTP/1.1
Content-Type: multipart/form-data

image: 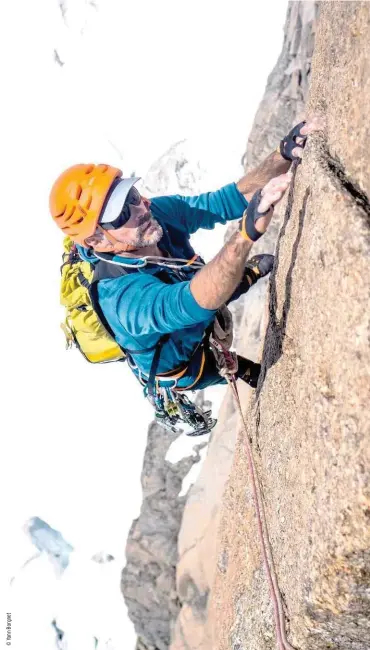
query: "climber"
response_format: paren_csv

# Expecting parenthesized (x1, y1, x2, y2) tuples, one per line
(50, 118, 320, 431)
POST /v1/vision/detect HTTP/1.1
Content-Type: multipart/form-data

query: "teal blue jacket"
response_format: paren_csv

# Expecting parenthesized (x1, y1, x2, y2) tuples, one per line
(78, 182, 249, 390)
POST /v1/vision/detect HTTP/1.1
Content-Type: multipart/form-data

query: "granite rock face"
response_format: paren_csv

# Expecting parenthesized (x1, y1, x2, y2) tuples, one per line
(211, 2, 370, 649)
(170, 4, 318, 649)
(242, 1, 318, 171)
(229, 1, 319, 361)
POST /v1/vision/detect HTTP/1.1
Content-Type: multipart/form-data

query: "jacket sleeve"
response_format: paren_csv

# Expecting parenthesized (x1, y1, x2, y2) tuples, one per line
(112, 274, 216, 336)
(151, 182, 249, 236)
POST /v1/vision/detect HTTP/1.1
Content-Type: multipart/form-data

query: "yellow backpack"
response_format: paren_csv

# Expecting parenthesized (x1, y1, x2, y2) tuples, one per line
(60, 237, 126, 363)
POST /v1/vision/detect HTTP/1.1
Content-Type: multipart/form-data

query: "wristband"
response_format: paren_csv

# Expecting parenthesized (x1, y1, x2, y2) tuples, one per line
(239, 189, 269, 242)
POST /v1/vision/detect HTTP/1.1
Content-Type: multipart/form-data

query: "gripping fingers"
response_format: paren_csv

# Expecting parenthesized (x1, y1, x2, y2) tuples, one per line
(293, 136, 306, 157)
(300, 114, 326, 135)
(239, 189, 266, 241)
(262, 172, 291, 196)
(258, 173, 291, 213)
(280, 121, 307, 161)
(291, 115, 326, 158)
(239, 173, 291, 241)
(258, 191, 282, 214)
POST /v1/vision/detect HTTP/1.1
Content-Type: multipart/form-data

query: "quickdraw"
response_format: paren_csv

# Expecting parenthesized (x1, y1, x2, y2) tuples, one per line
(128, 338, 216, 436)
(146, 386, 217, 437)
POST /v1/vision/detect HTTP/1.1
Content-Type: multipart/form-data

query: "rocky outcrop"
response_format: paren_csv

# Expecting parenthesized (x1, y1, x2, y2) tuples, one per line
(170, 4, 318, 649)
(170, 388, 247, 650)
(242, 1, 318, 171)
(230, 1, 319, 359)
(211, 2, 370, 649)
(121, 422, 206, 650)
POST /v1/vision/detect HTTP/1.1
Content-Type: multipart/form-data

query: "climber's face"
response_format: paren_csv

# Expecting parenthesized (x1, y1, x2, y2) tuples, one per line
(105, 196, 163, 249)
(86, 191, 163, 252)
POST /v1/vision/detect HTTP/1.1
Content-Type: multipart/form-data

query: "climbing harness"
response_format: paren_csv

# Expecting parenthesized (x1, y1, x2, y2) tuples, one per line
(146, 305, 236, 436)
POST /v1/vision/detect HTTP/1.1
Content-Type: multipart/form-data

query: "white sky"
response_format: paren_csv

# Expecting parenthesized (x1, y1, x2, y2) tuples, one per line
(1, 0, 288, 647)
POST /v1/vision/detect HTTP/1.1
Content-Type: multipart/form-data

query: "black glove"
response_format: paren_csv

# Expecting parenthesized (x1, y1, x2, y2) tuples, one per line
(279, 121, 307, 162)
(239, 189, 270, 242)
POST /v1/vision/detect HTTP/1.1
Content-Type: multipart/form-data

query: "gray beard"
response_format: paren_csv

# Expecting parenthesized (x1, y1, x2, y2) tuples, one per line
(133, 218, 163, 249)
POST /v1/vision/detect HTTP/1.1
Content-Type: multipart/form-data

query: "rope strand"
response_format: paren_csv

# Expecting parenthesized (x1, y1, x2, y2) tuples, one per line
(228, 377, 295, 650)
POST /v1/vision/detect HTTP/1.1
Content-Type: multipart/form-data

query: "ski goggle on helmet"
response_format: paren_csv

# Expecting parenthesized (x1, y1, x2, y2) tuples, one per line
(98, 177, 142, 230)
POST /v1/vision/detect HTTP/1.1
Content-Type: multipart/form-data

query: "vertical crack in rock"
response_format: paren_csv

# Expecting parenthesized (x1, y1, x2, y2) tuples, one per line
(255, 401, 262, 453)
(257, 177, 310, 397)
(319, 145, 370, 222)
(257, 138, 370, 402)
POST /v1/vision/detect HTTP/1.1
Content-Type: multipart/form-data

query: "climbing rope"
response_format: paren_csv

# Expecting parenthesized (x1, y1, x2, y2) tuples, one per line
(227, 376, 295, 650)
(209, 328, 293, 648)
(223, 161, 301, 649)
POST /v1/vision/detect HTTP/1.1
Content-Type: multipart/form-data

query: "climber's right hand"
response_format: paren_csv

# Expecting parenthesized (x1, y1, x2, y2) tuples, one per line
(239, 172, 292, 240)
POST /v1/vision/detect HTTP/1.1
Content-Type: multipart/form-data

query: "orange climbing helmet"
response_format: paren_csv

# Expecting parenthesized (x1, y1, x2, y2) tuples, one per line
(49, 163, 122, 245)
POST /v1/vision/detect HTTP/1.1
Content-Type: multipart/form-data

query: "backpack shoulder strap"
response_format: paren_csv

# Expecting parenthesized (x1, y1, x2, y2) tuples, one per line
(89, 257, 163, 359)
(89, 259, 129, 342)
(92, 258, 130, 282)
(89, 255, 177, 393)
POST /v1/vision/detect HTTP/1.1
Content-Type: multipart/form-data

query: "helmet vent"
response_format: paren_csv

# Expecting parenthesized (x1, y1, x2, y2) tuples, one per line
(55, 204, 67, 218)
(85, 165, 94, 174)
(65, 205, 75, 221)
(75, 185, 82, 200)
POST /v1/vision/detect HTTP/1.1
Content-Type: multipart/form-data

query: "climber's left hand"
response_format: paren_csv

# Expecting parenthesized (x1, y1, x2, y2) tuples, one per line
(280, 114, 326, 162)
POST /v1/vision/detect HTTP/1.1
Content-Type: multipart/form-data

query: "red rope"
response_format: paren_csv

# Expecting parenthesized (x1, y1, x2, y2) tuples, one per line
(228, 377, 296, 650)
